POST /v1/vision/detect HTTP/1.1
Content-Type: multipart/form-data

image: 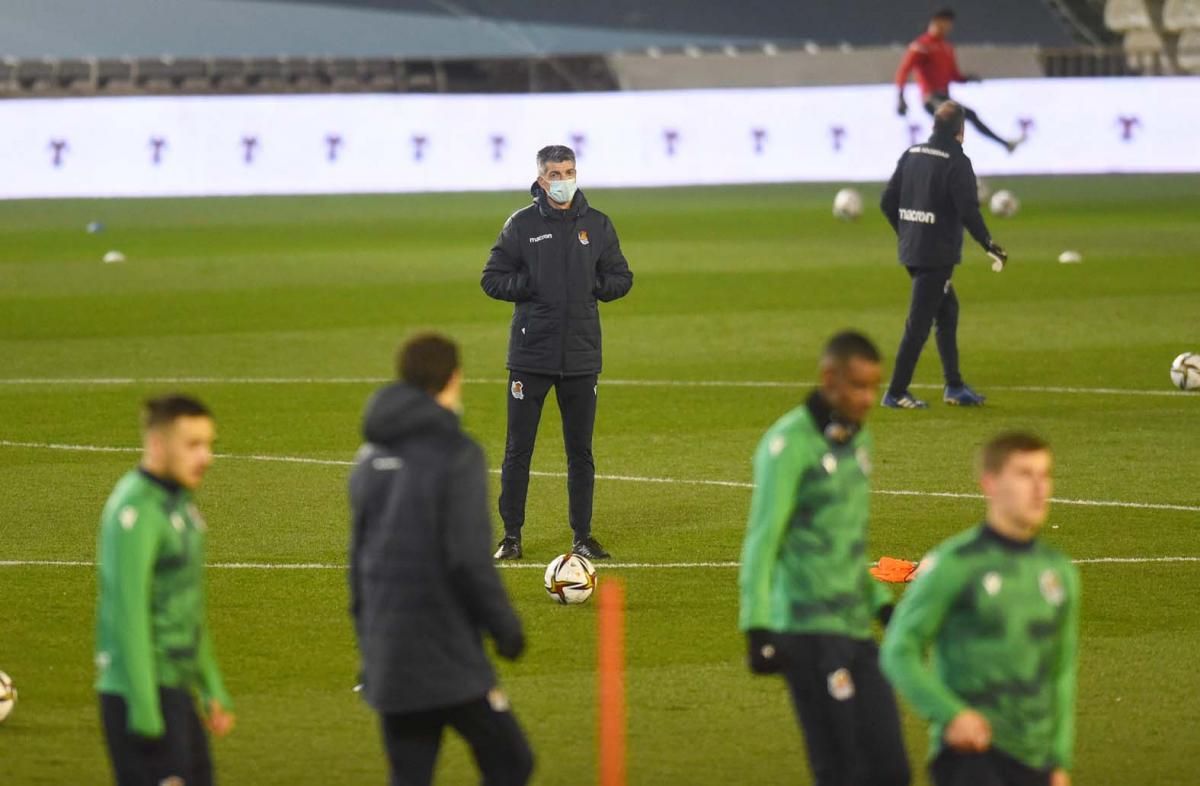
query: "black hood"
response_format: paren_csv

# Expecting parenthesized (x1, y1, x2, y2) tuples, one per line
(530, 180, 590, 220)
(362, 382, 458, 446)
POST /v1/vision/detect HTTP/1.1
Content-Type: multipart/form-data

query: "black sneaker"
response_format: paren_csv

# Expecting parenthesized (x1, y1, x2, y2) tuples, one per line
(572, 536, 611, 561)
(493, 536, 522, 560)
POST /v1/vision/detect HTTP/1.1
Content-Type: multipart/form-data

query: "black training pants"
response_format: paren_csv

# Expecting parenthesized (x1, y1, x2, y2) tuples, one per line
(888, 265, 963, 398)
(499, 371, 598, 539)
(924, 93, 1009, 148)
(931, 748, 1052, 786)
(778, 633, 911, 786)
(100, 688, 213, 786)
(380, 695, 534, 786)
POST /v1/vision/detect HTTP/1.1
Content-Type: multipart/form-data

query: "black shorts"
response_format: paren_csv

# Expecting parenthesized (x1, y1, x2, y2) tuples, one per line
(99, 688, 212, 786)
(777, 633, 910, 786)
(931, 748, 1052, 786)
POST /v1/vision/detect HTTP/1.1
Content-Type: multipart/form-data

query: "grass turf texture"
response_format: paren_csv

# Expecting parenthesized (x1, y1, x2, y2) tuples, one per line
(1, 175, 1198, 784)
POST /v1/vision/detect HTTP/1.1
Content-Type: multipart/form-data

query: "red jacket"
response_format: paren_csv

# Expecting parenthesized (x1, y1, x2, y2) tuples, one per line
(895, 32, 964, 98)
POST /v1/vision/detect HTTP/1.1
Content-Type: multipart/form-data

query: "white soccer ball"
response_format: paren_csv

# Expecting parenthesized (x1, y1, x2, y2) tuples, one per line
(1058, 250, 1083, 264)
(989, 190, 1020, 218)
(832, 188, 863, 221)
(544, 553, 597, 605)
(976, 177, 992, 204)
(0, 671, 16, 723)
(1170, 352, 1200, 391)
(102, 250, 126, 264)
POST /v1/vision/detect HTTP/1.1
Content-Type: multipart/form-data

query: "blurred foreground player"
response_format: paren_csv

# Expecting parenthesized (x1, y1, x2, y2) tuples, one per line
(96, 394, 234, 786)
(882, 433, 1078, 786)
(738, 331, 910, 786)
(350, 333, 533, 786)
(895, 7, 1024, 153)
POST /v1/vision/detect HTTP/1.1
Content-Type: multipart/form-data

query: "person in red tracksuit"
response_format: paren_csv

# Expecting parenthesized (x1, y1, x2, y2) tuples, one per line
(895, 8, 1024, 153)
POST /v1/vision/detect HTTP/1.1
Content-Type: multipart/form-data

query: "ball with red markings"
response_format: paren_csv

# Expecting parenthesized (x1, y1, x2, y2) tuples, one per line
(544, 553, 597, 605)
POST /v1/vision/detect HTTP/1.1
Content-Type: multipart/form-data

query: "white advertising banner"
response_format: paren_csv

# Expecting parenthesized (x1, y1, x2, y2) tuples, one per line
(1, 78, 1196, 199)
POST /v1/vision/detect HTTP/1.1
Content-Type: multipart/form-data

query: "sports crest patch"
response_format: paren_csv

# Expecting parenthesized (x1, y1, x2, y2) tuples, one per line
(511, 380, 525, 400)
(578, 230, 590, 246)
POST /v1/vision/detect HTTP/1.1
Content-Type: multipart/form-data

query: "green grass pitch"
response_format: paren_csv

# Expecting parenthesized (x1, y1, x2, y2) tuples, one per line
(1, 175, 1198, 784)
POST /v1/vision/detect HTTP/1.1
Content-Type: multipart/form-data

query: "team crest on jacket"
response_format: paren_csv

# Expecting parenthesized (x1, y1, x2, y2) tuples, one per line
(1039, 569, 1065, 606)
(577, 229, 590, 246)
(511, 380, 525, 400)
(982, 571, 1003, 596)
(827, 668, 855, 701)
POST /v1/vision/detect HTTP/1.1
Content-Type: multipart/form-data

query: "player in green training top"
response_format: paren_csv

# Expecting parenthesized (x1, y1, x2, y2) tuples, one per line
(739, 331, 910, 786)
(881, 432, 1079, 786)
(95, 394, 235, 786)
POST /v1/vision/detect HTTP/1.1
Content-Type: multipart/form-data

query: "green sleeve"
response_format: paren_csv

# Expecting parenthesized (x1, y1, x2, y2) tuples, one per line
(1053, 563, 1081, 770)
(196, 619, 233, 711)
(879, 551, 969, 725)
(738, 431, 807, 631)
(111, 503, 165, 737)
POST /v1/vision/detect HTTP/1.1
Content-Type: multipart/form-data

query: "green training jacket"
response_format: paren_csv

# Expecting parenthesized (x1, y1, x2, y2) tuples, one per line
(881, 524, 1079, 771)
(95, 469, 231, 737)
(739, 393, 892, 639)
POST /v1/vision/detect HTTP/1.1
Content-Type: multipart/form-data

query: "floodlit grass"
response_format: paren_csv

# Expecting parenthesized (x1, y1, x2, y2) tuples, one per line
(1, 175, 1198, 784)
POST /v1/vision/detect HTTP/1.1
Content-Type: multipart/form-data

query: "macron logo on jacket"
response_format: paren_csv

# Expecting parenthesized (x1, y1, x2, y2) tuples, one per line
(899, 208, 937, 224)
(528, 234, 553, 244)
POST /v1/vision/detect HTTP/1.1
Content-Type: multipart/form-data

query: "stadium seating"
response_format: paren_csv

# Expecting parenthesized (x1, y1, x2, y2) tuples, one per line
(1101, 0, 1198, 72)
(1104, 0, 1158, 30)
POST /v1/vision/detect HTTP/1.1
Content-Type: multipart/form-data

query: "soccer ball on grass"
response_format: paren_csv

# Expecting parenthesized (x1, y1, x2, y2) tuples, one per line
(544, 554, 597, 605)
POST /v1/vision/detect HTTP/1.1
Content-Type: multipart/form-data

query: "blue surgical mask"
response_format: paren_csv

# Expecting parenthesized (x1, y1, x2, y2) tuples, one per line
(546, 179, 578, 205)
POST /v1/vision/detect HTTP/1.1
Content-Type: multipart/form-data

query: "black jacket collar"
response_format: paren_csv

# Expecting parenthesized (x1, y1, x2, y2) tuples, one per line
(530, 181, 590, 221)
(927, 131, 963, 152)
(981, 522, 1036, 552)
(138, 466, 182, 496)
(805, 390, 860, 446)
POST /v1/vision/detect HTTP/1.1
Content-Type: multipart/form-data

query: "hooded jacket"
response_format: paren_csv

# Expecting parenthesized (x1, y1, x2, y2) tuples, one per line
(349, 382, 523, 714)
(481, 182, 633, 377)
(880, 131, 993, 268)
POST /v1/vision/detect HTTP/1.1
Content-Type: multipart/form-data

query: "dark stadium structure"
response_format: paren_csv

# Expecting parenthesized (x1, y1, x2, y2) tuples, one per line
(0, 0, 1191, 96)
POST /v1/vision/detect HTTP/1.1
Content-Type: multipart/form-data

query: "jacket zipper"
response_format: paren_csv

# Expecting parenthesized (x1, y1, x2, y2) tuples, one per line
(559, 216, 577, 377)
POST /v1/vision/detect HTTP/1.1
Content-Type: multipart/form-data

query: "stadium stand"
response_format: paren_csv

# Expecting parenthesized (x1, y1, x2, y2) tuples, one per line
(0, 0, 1192, 95)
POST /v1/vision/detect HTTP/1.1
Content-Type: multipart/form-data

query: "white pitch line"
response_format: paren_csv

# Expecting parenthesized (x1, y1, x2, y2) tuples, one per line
(2, 557, 1198, 570)
(1, 439, 1198, 513)
(0, 376, 1193, 398)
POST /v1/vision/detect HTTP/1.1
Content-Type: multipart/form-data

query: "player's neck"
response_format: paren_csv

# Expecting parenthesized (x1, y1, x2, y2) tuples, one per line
(138, 462, 182, 494)
(984, 510, 1038, 544)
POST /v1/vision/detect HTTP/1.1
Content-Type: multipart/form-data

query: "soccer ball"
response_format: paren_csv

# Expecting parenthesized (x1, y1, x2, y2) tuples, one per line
(0, 671, 16, 723)
(976, 177, 992, 204)
(1170, 352, 1200, 391)
(989, 190, 1020, 218)
(832, 188, 863, 221)
(544, 553, 597, 605)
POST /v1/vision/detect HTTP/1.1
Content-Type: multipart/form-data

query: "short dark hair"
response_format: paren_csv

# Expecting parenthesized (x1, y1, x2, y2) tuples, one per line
(934, 100, 966, 137)
(537, 145, 576, 173)
(980, 432, 1051, 474)
(932, 8, 956, 21)
(397, 332, 460, 395)
(141, 394, 212, 431)
(822, 330, 881, 365)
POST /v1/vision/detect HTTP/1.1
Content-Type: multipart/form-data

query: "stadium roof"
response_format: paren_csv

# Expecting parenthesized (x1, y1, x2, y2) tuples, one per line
(1, 0, 1074, 60)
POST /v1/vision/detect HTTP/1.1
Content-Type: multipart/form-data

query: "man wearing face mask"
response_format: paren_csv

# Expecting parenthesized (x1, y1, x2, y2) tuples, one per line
(482, 145, 633, 562)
